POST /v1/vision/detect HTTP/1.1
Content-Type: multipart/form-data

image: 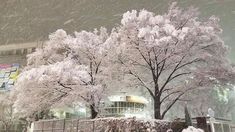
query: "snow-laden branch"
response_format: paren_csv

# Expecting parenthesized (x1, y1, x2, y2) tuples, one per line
(110, 2, 235, 119)
(13, 28, 113, 119)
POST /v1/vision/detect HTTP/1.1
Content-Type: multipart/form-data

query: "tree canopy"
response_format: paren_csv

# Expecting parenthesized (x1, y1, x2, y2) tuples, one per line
(109, 2, 235, 119)
(12, 2, 235, 120)
(13, 28, 112, 119)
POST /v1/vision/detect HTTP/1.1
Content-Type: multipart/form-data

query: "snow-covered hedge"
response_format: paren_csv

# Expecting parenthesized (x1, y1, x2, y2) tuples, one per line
(34, 117, 193, 131)
(182, 126, 204, 132)
(93, 117, 171, 132)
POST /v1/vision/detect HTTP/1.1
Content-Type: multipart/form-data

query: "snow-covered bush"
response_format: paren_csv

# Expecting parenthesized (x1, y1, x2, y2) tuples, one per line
(182, 126, 204, 132)
(34, 117, 172, 132)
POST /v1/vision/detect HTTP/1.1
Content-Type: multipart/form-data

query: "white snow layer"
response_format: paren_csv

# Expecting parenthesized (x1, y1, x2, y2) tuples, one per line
(182, 126, 204, 132)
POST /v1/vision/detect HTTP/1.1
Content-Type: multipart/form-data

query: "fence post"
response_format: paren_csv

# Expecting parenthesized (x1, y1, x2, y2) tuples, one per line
(93, 120, 95, 132)
(52, 120, 54, 132)
(76, 119, 79, 132)
(42, 121, 44, 132)
(15, 123, 17, 132)
(63, 119, 66, 132)
(209, 117, 215, 132)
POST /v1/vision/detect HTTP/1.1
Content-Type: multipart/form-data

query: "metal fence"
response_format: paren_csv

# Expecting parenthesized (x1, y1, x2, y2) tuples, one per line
(230, 125, 235, 132)
(33, 119, 97, 132)
(33, 118, 171, 132)
(189, 117, 235, 132)
(33, 117, 235, 132)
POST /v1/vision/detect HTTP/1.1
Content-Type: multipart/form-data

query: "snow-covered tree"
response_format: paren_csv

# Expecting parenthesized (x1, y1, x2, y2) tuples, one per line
(13, 28, 112, 119)
(0, 92, 18, 131)
(110, 2, 235, 119)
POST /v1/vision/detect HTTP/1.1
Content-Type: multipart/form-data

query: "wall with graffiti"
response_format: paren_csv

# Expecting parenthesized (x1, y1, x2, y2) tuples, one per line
(0, 64, 19, 90)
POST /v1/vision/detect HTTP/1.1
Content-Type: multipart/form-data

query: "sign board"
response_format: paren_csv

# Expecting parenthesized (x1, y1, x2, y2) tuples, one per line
(0, 64, 19, 90)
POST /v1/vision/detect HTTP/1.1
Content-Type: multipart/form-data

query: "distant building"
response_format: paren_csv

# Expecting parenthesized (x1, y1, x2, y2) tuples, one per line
(0, 42, 42, 91)
(48, 94, 150, 119)
(100, 95, 150, 118)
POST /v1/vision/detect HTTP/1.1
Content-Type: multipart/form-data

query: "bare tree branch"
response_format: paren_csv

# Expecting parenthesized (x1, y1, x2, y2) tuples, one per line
(160, 91, 182, 104)
(161, 92, 185, 118)
(128, 70, 155, 100)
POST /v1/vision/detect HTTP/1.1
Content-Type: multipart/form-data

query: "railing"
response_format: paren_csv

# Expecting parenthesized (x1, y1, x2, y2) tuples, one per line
(100, 107, 144, 117)
(211, 119, 234, 132)
(32, 118, 172, 132)
(230, 125, 235, 132)
(33, 106, 148, 131)
(33, 119, 96, 132)
(33, 117, 235, 132)
(188, 117, 234, 132)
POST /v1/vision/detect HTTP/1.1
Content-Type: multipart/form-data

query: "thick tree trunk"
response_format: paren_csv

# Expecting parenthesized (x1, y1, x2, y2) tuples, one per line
(90, 105, 98, 119)
(154, 96, 162, 119)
